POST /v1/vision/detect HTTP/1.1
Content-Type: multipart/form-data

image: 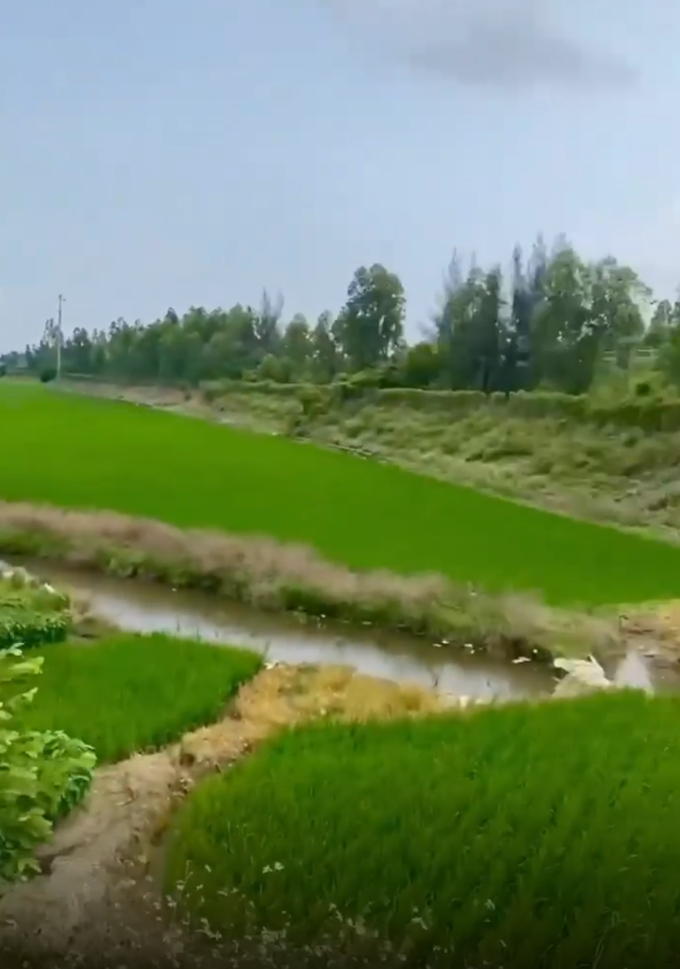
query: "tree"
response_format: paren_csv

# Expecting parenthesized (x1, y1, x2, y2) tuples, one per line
(400, 341, 442, 387)
(282, 314, 312, 376)
(435, 258, 506, 392)
(310, 311, 339, 382)
(530, 245, 595, 393)
(255, 290, 283, 356)
(645, 299, 677, 348)
(337, 265, 405, 371)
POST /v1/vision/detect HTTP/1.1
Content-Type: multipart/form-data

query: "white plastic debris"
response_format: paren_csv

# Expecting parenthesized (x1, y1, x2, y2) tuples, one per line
(552, 655, 613, 698)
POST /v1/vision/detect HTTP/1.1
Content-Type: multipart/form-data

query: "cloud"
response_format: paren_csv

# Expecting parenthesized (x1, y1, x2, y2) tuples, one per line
(319, 0, 637, 89)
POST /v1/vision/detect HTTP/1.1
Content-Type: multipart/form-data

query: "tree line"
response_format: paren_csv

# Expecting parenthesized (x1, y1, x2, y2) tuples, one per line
(4, 234, 680, 395)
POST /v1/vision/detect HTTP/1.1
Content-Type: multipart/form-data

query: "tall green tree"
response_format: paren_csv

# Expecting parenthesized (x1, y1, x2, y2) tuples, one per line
(337, 264, 405, 371)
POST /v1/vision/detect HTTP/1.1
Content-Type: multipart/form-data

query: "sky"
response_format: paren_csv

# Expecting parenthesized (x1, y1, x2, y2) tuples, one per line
(1, 0, 679, 351)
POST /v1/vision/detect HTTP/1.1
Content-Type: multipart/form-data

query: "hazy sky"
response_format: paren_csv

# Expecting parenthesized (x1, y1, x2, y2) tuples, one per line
(1, 0, 678, 350)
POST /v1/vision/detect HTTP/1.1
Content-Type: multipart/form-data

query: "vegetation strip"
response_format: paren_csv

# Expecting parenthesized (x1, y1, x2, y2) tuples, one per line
(166, 689, 680, 967)
(0, 500, 618, 661)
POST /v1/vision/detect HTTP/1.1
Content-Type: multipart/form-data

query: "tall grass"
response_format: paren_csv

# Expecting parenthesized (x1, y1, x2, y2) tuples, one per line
(165, 691, 680, 968)
(2, 381, 680, 605)
(13, 633, 262, 763)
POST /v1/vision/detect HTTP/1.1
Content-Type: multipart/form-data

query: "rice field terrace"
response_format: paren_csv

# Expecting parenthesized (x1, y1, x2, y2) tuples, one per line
(3, 563, 680, 967)
(13, 633, 263, 763)
(2, 381, 680, 606)
(166, 692, 680, 968)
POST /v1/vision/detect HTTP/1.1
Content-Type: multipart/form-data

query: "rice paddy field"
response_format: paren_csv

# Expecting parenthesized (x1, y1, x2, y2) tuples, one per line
(165, 692, 680, 968)
(2, 381, 680, 606)
(12, 633, 262, 763)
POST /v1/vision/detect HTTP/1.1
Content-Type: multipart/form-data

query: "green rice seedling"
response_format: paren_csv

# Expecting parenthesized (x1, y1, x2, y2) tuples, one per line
(3, 381, 680, 605)
(13, 633, 262, 763)
(165, 691, 680, 968)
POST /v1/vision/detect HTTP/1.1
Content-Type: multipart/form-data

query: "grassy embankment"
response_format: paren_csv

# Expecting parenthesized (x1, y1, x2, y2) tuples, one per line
(187, 378, 680, 539)
(166, 690, 680, 968)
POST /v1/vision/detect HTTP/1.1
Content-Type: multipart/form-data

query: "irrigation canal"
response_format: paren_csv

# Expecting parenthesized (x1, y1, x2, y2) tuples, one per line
(8, 558, 679, 701)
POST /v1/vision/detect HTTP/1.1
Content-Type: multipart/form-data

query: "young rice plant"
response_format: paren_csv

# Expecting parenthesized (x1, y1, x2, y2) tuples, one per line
(15, 633, 263, 763)
(2, 382, 680, 605)
(165, 691, 680, 968)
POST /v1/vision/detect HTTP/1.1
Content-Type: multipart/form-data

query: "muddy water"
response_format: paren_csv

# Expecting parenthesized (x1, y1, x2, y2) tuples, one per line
(7, 557, 672, 699)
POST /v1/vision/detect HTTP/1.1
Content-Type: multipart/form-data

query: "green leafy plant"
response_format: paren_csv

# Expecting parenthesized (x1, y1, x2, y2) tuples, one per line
(0, 570, 72, 650)
(0, 645, 96, 882)
(0, 608, 71, 650)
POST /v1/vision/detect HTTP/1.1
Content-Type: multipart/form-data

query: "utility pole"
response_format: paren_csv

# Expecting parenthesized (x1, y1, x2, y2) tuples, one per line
(56, 294, 65, 379)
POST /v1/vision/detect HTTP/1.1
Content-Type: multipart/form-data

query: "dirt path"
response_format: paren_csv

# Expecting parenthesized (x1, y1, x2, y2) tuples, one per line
(0, 663, 450, 967)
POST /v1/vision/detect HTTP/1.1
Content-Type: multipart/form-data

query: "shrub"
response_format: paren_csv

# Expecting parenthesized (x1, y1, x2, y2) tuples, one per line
(39, 367, 57, 384)
(0, 645, 96, 881)
(0, 568, 72, 649)
(634, 379, 652, 397)
(0, 607, 71, 649)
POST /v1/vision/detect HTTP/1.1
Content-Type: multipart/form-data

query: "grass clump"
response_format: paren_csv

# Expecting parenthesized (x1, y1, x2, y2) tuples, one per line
(166, 691, 680, 968)
(2, 382, 680, 605)
(14, 633, 263, 763)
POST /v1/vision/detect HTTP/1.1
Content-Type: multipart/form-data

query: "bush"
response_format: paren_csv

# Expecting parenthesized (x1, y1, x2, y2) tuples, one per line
(0, 645, 96, 881)
(0, 568, 72, 650)
(39, 367, 57, 384)
(634, 379, 652, 397)
(0, 607, 71, 649)
(0, 364, 6, 378)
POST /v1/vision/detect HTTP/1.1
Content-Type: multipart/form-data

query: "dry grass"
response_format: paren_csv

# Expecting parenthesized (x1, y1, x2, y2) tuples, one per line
(0, 500, 619, 662)
(179, 663, 449, 771)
